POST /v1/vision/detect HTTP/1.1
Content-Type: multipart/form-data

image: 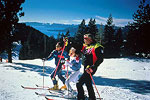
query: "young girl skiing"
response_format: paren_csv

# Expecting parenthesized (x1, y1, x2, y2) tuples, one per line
(64, 47, 82, 97)
(43, 42, 69, 90)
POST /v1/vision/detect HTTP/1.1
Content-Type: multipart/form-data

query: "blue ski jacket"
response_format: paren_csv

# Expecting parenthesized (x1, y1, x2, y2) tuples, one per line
(46, 49, 69, 69)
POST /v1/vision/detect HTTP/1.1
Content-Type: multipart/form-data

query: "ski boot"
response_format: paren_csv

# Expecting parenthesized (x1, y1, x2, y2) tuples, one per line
(48, 84, 59, 90)
(60, 85, 67, 90)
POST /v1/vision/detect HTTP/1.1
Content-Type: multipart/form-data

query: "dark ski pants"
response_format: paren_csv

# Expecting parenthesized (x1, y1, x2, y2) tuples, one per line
(76, 72, 96, 100)
(50, 68, 66, 85)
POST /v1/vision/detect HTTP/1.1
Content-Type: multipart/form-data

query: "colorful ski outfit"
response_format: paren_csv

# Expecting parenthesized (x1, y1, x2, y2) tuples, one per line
(76, 42, 104, 100)
(65, 56, 81, 92)
(46, 49, 69, 86)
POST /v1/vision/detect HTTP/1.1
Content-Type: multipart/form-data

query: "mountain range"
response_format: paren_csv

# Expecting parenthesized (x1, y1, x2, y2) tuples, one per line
(23, 22, 127, 38)
(23, 22, 79, 38)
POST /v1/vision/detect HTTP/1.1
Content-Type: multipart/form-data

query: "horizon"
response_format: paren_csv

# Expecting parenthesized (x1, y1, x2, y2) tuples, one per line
(20, 21, 127, 27)
(20, 17, 133, 27)
(19, 0, 145, 27)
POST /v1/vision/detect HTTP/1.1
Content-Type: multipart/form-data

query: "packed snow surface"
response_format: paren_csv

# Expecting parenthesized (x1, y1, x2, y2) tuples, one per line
(0, 58, 150, 100)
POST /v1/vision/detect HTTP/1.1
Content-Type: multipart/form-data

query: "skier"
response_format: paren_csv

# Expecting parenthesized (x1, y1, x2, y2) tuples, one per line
(76, 34, 104, 100)
(64, 46, 82, 97)
(43, 42, 69, 90)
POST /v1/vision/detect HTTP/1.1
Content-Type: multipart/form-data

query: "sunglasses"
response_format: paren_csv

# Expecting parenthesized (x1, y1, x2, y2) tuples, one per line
(56, 45, 60, 47)
(84, 37, 89, 39)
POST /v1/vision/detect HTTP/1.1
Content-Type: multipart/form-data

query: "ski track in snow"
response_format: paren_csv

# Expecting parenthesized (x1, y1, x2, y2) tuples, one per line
(0, 58, 150, 100)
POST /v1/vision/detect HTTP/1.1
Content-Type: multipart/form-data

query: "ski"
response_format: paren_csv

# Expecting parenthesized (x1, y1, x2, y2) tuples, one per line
(35, 84, 50, 88)
(35, 92, 66, 99)
(21, 85, 48, 90)
(45, 97, 55, 100)
(45, 96, 76, 100)
(35, 91, 76, 99)
(35, 91, 102, 100)
(35, 84, 66, 92)
(45, 95, 102, 100)
(35, 92, 61, 97)
(49, 89, 66, 94)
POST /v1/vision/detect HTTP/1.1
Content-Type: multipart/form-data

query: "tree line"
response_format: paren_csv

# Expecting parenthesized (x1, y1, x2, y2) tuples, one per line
(72, 0, 150, 58)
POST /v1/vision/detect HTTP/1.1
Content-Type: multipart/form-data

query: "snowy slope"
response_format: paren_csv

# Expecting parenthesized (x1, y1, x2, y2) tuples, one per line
(0, 58, 150, 100)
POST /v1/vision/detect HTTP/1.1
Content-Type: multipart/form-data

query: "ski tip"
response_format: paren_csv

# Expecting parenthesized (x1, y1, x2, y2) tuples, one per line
(35, 92, 38, 95)
(45, 96, 48, 100)
(49, 91, 52, 93)
(21, 85, 24, 88)
(45, 96, 54, 100)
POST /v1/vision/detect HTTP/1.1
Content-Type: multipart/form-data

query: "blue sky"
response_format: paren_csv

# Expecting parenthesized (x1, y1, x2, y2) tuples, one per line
(19, 0, 141, 26)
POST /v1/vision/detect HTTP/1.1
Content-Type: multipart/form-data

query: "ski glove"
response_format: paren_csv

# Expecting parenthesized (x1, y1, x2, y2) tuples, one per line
(42, 58, 47, 61)
(85, 65, 93, 74)
(86, 67, 93, 74)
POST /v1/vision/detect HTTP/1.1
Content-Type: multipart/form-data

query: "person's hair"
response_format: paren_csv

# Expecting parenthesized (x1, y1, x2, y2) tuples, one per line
(75, 49, 81, 58)
(56, 42, 63, 47)
(69, 47, 76, 56)
(69, 47, 81, 58)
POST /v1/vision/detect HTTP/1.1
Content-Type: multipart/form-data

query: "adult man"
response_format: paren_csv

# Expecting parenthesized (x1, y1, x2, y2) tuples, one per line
(76, 34, 104, 100)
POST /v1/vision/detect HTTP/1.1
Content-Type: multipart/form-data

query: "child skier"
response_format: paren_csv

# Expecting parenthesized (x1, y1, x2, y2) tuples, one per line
(43, 42, 69, 90)
(64, 47, 82, 97)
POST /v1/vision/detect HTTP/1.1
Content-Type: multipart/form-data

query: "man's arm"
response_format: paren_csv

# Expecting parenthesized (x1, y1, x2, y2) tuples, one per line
(89, 46, 104, 73)
(94, 46, 104, 68)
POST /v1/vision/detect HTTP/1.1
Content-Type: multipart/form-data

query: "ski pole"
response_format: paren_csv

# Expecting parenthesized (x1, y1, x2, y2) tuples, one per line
(89, 73, 101, 100)
(66, 65, 69, 97)
(43, 60, 45, 88)
(66, 65, 69, 78)
(53, 42, 66, 79)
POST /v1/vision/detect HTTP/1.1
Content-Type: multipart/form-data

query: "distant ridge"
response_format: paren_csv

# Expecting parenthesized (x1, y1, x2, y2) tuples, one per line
(21, 22, 126, 38)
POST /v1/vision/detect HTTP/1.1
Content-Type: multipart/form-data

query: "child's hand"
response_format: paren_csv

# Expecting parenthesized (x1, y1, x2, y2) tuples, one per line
(62, 65, 65, 69)
(64, 60, 72, 67)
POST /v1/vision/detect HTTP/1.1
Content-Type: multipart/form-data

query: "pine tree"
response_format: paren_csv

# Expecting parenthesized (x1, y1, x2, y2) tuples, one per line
(104, 14, 114, 44)
(126, 0, 150, 56)
(133, 0, 150, 54)
(103, 14, 115, 57)
(75, 19, 86, 44)
(96, 23, 104, 44)
(125, 24, 138, 55)
(86, 18, 98, 37)
(57, 32, 61, 41)
(0, 0, 25, 63)
(133, 0, 150, 27)
(114, 28, 123, 57)
(65, 30, 70, 37)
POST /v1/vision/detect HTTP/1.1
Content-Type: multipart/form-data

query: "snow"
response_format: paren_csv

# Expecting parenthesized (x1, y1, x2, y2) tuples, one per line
(0, 58, 150, 100)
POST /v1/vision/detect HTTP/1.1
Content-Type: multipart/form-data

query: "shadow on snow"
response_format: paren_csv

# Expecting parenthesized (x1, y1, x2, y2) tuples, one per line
(3, 62, 150, 95)
(93, 76, 150, 95)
